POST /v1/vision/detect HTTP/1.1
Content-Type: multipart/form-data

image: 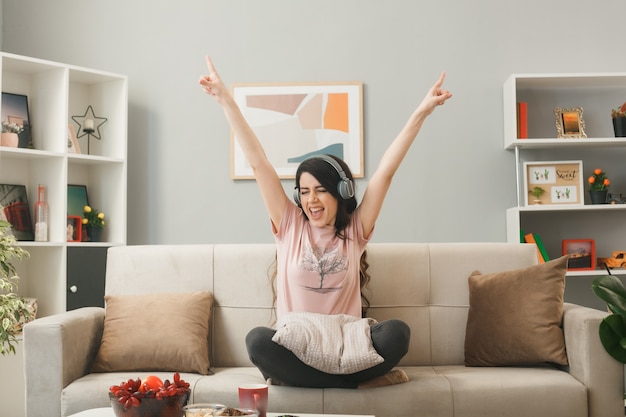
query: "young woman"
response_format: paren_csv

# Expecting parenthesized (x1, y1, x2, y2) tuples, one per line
(200, 56, 452, 388)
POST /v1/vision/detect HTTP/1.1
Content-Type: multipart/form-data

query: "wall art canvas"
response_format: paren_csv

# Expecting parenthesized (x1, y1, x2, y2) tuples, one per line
(67, 184, 89, 217)
(0, 184, 34, 241)
(231, 82, 363, 179)
(1, 92, 32, 148)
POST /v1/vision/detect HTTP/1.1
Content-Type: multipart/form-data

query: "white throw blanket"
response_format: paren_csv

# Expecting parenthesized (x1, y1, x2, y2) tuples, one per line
(272, 312, 384, 374)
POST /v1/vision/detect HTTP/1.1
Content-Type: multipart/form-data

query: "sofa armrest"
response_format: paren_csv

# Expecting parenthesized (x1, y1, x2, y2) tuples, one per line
(563, 302, 624, 417)
(23, 307, 104, 417)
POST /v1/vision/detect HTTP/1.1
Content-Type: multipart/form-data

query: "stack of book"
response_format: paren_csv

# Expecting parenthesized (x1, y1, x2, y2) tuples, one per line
(523, 232, 549, 263)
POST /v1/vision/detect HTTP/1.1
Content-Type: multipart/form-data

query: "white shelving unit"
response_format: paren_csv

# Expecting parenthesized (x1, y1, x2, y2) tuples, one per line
(504, 73, 626, 278)
(0, 52, 127, 317)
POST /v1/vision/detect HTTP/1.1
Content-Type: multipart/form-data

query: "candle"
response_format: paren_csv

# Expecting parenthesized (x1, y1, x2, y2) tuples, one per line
(84, 118, 94, 130)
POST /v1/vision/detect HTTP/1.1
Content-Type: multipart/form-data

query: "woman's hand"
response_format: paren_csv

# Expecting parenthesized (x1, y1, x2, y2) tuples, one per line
(199, 55, 230, 104)
(417, 72, 453, 116)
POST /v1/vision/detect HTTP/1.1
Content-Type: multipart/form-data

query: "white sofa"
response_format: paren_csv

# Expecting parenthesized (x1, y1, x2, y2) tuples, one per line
(24, 243, 624, 417)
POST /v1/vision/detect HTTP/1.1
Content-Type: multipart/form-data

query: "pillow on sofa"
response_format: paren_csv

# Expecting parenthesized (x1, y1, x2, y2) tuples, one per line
(91, 291, 213, 375)
(464, 255, 568, 367)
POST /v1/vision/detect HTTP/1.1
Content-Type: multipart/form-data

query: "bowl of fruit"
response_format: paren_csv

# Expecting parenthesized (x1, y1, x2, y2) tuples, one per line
(109, 372, 191, 417)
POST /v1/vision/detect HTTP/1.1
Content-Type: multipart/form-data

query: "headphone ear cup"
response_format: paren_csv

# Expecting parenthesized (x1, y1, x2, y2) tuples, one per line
(293, 188, 301, 206)
(338, 179, 355, 200)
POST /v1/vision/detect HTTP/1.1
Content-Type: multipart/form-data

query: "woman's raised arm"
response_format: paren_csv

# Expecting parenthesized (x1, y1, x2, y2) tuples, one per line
(200, 56, 288, 228)
(359, 72, 452, 237)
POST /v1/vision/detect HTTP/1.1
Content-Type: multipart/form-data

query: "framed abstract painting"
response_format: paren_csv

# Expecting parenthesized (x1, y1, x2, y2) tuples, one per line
(230, 82, 363, 179)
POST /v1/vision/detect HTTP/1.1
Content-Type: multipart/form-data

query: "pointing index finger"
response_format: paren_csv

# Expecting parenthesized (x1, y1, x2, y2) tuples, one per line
(205, 55, 217, 74)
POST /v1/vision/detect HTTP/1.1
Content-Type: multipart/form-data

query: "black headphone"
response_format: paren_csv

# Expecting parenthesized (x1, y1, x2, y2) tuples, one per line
(293, 154, 355, 206)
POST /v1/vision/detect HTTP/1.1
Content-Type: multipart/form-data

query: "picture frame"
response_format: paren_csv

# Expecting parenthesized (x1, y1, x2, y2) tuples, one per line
(66, 215, 82, 242)
(230, 82, 364, 179)
(554, 107, 587, 138)
(562, 239, 596, 271)
(67, 184, 89, 217)
(67, 124, 81, 154)
(523, 160, 584, 206)
(0, 184, 34, 241)
(1, 92, 32, 148)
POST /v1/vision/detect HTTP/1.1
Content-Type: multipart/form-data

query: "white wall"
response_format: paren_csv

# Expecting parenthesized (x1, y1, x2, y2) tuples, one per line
(2, 0, 626, 246)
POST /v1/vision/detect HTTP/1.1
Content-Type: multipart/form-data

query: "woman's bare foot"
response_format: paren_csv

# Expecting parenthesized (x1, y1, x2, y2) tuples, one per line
(357, 369, 409, 389)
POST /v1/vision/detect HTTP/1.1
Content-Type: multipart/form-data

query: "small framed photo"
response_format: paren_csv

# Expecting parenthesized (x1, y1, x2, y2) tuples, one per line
(554, 107, 587, 138)
(66, 215, 82, 242)
(523, 160, 584, 206)
(562, 239, 596, 270)
(1, 92, 32, 148)
(67, 124, 81, 154)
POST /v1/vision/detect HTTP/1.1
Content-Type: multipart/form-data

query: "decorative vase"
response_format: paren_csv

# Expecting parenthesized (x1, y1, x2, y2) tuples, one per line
(1, 132, 19, 147)
(589, 190, 608, 204)
(85, 227, 104, 242)
(613, 117, 626, 137)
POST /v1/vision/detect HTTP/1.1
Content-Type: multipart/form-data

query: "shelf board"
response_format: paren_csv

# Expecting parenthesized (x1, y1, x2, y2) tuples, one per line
(566, 269, 625, 278)
(67, 241, 124, 247)
(67, 153, 125, 165)
(1, 53, 62, 74)
(505, 137, 626, 150)
(0, 147, 64, 160)
(510, 72, 626, 89)
(510, 204, 626, 213)
(0, 148, 123, 163)
(15, 241, 65, 248)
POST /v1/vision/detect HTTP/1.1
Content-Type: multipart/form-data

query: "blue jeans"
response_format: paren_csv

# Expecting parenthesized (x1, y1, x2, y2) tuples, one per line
(245, 319, 410, 388)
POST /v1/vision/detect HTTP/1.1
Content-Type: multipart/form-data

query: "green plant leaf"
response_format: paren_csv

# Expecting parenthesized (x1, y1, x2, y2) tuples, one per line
(599, 314, 626, 363)
(592, 275, 626, 317)
(0, 217, 29, 355)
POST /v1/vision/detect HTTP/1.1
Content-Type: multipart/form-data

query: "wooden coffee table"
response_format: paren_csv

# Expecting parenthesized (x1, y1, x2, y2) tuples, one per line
(68, 408, 374, 417)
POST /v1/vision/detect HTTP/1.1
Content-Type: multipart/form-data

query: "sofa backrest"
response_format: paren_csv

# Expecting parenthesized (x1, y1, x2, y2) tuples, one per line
(105, 242, 538, 368)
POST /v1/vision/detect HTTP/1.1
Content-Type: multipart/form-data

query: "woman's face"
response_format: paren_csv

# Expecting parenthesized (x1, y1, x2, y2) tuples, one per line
(298, 172, 338, 228)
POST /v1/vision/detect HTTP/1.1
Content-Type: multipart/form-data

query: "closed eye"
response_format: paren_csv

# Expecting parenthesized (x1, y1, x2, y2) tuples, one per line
(300, 187, 327, 196)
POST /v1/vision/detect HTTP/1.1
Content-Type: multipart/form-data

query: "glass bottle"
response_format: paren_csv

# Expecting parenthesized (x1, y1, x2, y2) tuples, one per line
(34, 184, 48, 242)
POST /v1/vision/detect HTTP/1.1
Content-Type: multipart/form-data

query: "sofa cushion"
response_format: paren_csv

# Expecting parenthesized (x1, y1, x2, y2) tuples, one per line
(464, 255, 568, 366)
(91, 291, 213, 374)
(272, 312, 384, 374)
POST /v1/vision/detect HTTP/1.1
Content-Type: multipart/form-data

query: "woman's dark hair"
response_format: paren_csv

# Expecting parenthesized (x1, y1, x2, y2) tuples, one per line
(295, 155, 358, 238)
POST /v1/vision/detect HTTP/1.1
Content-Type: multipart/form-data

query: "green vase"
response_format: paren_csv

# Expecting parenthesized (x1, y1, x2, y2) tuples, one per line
(589, 190, 608, 204)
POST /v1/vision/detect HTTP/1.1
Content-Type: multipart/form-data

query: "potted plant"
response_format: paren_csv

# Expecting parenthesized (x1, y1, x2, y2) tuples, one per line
(0, 217, 31, 355)
(592, 272, 626, 363)
(0, 121, 23, 147)
(611, 102, 626, 137)
(82, 205, 105, 242)
(529, 186, 546, 204)
(587, 168, 610, 204)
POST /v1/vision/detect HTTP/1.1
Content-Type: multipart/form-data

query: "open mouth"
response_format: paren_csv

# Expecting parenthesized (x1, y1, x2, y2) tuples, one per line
(309, 207, 324, 220)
